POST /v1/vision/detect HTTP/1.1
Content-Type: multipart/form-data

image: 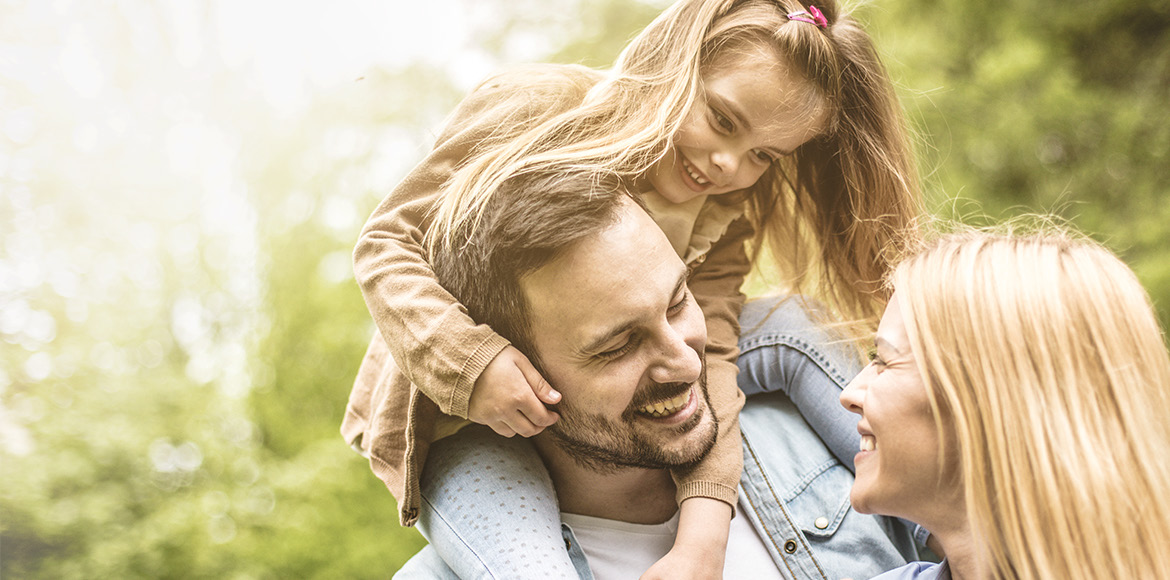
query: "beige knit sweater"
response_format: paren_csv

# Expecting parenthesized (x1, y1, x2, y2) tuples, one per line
(342, 63, 750, 527)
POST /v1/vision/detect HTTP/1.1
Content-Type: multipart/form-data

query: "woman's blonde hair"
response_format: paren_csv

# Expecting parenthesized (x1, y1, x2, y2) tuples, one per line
(431, 0, 921, 327)
(894, 228, 1170, 579)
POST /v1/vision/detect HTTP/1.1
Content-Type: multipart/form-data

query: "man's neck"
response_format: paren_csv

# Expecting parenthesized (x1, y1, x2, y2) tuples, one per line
(534, 436, 679, 524)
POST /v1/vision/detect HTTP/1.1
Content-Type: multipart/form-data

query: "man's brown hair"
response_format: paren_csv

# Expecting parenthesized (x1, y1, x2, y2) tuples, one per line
(429, 170, 637, 363)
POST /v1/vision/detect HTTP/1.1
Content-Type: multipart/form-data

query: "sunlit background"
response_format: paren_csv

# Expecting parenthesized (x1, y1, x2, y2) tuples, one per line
(2, 0, 1167, 577)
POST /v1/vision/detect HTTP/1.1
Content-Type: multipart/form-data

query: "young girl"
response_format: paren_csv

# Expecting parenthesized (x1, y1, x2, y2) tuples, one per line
(342, 0, 921, 576)
(840, 228, 1170, 579)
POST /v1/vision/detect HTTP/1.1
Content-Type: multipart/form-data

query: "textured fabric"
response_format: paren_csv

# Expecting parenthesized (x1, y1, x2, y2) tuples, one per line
(399, 297, 917, 579)
(401, 385, 919, 579)
(417, 426, 578, 579)
(867, 561, 951, 580)
(737, 295, 865, 471)
(342, 63, 751, 526)
(560, 512, 677, 580)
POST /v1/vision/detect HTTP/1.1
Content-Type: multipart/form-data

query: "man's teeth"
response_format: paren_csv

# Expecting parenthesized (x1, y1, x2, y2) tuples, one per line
(860, 435, 876, 452)
(683, 159, 709, 185)
(639, 392, 690, 418)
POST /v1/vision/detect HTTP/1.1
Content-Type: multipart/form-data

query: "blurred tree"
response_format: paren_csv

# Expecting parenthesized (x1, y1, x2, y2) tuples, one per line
(2, 0, 1166, 578)
(864, 0, 1170, 327)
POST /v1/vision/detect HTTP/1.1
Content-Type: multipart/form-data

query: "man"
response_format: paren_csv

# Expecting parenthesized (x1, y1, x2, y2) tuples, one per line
(390, 171, 918, 578)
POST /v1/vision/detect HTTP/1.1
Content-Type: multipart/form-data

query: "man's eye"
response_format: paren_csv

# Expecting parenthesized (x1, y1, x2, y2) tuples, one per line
(667, 293, 689, 314)
(598, 337, 638, 360)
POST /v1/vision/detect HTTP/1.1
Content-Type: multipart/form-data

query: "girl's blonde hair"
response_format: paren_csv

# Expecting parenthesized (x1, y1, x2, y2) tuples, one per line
(431, 0, 921, 327)
(894, 228, 1170, 579)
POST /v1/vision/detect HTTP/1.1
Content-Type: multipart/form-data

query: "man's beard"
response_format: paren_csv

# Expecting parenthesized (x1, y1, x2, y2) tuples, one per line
(546, 360, 718, 474)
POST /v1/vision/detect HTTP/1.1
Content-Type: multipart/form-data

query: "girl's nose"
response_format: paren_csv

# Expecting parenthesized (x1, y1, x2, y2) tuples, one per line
(709, 149, 740, 185)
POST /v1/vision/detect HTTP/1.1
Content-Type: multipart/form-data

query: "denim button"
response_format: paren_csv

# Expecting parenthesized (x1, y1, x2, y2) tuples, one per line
(814, 516, 830, 529)
(783, 539, 797, 553)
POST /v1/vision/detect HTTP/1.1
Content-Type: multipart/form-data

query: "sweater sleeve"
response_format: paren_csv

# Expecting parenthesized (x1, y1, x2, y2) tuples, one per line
(353, 66, 593, 419)
(671, 217, 754, 508)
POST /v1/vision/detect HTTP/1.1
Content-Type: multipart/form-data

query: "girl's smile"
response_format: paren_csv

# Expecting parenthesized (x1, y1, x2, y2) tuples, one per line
(647, 43, 829, 204)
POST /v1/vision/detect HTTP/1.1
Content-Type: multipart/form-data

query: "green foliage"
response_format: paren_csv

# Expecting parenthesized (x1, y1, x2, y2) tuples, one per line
(865, 0, 1170, 327)
(2, 0, 1166, 578)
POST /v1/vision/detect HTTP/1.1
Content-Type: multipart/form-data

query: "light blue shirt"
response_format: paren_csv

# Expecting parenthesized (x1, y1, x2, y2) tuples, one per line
(869, 560, 951, 579)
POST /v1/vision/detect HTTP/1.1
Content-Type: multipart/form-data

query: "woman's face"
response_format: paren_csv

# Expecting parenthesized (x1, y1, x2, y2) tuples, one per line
(839, 294, 958, 524)
(645, 44, 829, 204)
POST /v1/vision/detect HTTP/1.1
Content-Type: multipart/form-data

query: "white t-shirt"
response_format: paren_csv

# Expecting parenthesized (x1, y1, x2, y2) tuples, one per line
(561, 502, 784, 580)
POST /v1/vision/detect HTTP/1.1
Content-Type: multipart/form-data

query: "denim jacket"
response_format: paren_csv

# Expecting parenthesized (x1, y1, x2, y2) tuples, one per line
(397, 389, 917, 579)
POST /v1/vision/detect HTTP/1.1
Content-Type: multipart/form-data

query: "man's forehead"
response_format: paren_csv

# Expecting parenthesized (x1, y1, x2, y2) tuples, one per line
(521, 202, 687, 353)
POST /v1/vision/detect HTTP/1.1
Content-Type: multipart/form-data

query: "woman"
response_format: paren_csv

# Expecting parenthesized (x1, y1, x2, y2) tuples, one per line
(840, 228, 1170, 579)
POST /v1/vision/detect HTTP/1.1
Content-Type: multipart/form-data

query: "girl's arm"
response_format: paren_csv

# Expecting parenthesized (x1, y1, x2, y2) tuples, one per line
(648, 217, 755, 578)
(353, 67, 591, 418)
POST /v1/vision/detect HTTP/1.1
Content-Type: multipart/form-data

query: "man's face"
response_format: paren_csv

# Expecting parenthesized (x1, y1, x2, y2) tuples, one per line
(521, 199, 717, 470)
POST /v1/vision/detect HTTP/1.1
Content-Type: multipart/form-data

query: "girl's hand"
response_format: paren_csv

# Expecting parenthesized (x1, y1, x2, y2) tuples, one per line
(640, 497, 731, 580)
(468, 345, 561, 437)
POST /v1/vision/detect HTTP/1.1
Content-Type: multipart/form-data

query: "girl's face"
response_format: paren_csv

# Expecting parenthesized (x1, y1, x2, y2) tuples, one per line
(839, 295, 959, 525)
(646, 44, 829, 204)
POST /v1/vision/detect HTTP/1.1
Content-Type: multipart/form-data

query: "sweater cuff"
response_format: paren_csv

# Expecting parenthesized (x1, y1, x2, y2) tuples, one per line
(675, 480, 739, 512)
(447, 332, 511, 419)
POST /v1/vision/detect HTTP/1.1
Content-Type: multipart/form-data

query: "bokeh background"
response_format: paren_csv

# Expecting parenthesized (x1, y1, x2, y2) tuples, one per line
(2, 0, 1167, 577)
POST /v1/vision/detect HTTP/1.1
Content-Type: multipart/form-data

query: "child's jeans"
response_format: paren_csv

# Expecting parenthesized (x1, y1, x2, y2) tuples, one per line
(409, 295, 864, 579)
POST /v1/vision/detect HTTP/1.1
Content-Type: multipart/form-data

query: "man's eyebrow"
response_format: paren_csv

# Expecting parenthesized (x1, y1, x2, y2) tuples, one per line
(579, 269, 688, 356)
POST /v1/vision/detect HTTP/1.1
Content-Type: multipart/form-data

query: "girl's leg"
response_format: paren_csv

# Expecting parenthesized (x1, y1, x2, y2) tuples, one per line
(736, 295, 865, 472)
(417, 425, 580, 579)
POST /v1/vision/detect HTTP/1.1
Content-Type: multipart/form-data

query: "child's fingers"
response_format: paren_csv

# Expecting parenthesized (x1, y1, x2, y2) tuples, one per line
(516, 356, 560, 405)
(487, 421, 517, 438)
(506, 412, 545, 438)
(519, 397, 560, 429)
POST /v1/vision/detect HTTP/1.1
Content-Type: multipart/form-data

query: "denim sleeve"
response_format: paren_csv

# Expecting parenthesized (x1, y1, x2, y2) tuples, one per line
(417, 425, 579, 579)
(736, 296, 865, 472)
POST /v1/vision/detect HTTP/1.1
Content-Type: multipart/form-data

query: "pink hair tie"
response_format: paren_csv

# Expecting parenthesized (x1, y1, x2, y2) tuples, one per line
(787, 5, 828, 28)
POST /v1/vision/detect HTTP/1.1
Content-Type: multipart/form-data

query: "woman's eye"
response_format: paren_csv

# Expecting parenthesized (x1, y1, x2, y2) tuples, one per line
(753, 149, 774, 163)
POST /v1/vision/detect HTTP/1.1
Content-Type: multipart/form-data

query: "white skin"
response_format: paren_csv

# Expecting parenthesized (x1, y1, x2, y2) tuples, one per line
(469, 41, 830, 438)
(467, 38, 831, 580)
(646, 42, 830, 204)
(839, 294, 979, 579)
(524, 198, 716, 526)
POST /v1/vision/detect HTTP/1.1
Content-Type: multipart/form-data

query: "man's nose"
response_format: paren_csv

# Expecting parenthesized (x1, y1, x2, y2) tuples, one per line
(647, 323, 703, 385)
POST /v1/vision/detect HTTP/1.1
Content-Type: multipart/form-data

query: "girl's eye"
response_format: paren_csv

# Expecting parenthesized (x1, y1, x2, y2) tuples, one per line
(867, 348, 887, 369)
(753, 149, 774, 164)
(711, 108, 734, 132)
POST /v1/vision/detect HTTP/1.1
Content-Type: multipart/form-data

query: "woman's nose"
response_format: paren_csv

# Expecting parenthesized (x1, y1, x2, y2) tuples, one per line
(839, 367, 870, 414)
